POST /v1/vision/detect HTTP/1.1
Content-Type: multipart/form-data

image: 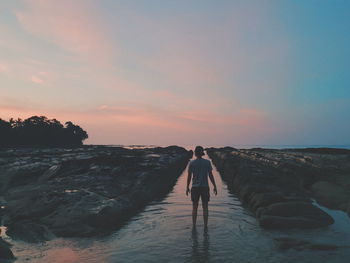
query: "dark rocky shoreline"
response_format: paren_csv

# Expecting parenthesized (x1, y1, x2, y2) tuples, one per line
(0, 146, 192, 259)
(1, 145, 349, 260)
(206, 147, 350, 229)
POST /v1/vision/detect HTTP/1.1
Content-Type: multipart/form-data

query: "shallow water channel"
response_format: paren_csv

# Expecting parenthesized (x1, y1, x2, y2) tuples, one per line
(6, 149, 350, 262)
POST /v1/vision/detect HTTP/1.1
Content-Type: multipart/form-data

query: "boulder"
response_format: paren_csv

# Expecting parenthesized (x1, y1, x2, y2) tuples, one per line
(38, 165, 61, 182)
(0, 238, 15, 259)
(207, 147, 338, 230)
(312, 181, 350, 210)
(1, 146, 192, 240)
(6, 221, 54, 243)
(238, 184, 278, 204)
(249, 192, 286, 212)
(258, 201, 334, 228)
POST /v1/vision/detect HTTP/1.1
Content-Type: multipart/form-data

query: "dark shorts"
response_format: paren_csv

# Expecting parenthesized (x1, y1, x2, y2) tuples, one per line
(191, 187, 210, 203)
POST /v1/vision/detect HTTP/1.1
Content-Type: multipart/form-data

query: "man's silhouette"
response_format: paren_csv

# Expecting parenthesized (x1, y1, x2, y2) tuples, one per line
(186, 146, 217, 229)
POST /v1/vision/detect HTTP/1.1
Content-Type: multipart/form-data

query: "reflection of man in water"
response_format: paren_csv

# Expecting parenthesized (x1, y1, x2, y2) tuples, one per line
(191, 226, 210, 261)
(186, 146, 217, 229)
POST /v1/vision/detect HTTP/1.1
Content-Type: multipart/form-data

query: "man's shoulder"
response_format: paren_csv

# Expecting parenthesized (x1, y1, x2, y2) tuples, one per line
(196, 158, 211, 165)
(202, 158, 211, 164)
(190, 158, 210, 165)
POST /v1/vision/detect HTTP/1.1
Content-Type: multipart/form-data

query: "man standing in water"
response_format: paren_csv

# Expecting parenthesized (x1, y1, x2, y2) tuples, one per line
(186, 146, 217, 229)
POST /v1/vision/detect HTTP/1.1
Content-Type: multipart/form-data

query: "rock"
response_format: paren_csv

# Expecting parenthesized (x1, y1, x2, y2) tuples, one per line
(5, 185, 61, 223)
(206, 147, 337, 230)
(249, 192, 286, 212)
(6, 221, 54, 243)
(257, 202, 334, 228)
(0, 237, 15, 259)
(4, 165, 48, 190)
(38, 165, 61, 182)
(41, 191, 120, 237)
(288, 148, 350, 155)
(238, 184, 276, 204)
(312, 181, 350, 210)
(251, 192, 312, 213)
(258, 201, 328, 219)
(346, 204, 350, 217)
(1, 146, 191, 240)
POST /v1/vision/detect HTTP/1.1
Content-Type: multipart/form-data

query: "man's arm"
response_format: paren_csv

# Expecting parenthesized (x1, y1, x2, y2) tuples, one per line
(208, 170, 217, 195)
(186, 169, 192, 196)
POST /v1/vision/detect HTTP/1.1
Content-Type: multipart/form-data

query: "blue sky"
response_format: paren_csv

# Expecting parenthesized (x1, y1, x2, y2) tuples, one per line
(0, 0, 349, 145)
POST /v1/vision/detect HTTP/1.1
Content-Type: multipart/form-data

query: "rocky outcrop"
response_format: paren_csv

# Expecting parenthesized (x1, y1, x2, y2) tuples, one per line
(312, 181, 350, 212)
(0, 237, 14, 260)
(205, 147, 345, 229)
(0, 146, 192, 242)
(258, 202, 334, 229)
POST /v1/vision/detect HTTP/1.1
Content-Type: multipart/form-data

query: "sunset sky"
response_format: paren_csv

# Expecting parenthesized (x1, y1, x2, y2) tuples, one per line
(1, 0, 349, 146)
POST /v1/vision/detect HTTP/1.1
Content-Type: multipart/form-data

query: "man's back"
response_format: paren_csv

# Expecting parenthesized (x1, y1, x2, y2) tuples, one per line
(186, 146, 217, 228)
(189, 158, 212, 187)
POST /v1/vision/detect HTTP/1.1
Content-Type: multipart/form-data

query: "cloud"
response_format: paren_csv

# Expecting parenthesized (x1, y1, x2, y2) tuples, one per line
(0, 100, 275, 145)
(152, 89, 225, 111)
(0, 57, 56, 86)
(31, 75, 43, 84)
(96, 104, 191, 131)
(93, 104, 275, 145)
(96, 104, 272, 135)
(146, 51, 220, 87)
(0, 63, 9, 73)
(2, 1, 288, 145)
(136, 21, 221, 88)
(12, 0, 152, 97)
(15, 0, 115, 66)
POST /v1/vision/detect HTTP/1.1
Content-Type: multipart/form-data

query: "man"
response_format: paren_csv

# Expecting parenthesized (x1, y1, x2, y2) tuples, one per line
(186, 146, 217, 229)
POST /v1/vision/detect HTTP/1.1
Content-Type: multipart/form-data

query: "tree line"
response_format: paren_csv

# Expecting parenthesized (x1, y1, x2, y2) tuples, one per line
(0, 116, 88, 147)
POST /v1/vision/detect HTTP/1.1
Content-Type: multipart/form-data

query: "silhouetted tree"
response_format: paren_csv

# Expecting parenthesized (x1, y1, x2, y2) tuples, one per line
(0, 119, 12, 146)
(0, 116, 88, 147)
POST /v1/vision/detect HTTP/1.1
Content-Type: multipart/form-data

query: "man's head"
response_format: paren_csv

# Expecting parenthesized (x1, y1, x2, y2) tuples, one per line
(194, 146, 205, 158)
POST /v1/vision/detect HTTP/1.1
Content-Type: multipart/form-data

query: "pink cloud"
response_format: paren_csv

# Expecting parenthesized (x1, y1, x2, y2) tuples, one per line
(2, 0, 279, 146)
(96, 105, 192, 131)
(15, 0, 115, 66)
(95, 104, 272, 135)
(9, 1, 230, 108)
(152, 89, 232, 114)
(120, 13, 222, 88)
(31, 75, 43, 84)
(0, 103, 265, 139)
(175, 108, 264, 124)
(0, 58, 56, 85)
(12, 1, 149, 96)
(0, 102, 276, 145)
(0, 63, 9, 73)
(147, 53, 219, 87)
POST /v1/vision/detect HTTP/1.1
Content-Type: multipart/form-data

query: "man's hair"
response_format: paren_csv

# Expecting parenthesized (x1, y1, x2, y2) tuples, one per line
(194, 146, 205, 157)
